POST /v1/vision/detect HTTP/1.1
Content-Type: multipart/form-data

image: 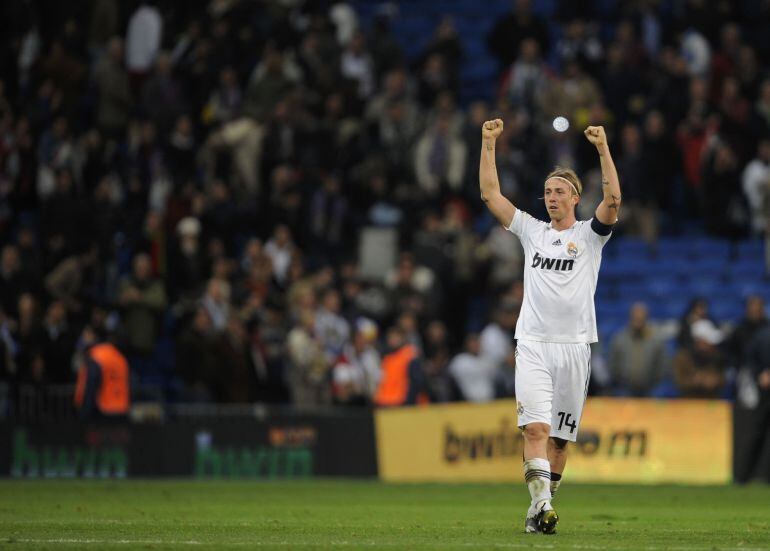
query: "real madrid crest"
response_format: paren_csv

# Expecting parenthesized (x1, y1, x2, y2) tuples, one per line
(566, 242, 578, 258)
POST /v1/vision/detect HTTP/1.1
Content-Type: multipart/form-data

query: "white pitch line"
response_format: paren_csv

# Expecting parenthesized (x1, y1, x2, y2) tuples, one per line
(2, 539, 768, 550)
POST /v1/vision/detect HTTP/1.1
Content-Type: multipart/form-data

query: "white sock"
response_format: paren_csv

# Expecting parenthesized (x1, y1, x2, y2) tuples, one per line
(523, 458, 552, 517)
(550, 479, 561, 498)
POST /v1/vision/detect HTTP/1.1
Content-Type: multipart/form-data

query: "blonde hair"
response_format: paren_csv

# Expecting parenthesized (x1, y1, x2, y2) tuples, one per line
(545, 167, 583, 197)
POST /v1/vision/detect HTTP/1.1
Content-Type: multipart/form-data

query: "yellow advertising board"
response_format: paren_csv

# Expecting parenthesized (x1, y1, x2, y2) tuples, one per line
(375, 398, 731, 484)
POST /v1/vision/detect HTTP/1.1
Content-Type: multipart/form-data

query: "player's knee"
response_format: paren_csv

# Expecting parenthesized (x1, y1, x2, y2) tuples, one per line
(550, 437, 568, 450)
(522, 423, 550, 442)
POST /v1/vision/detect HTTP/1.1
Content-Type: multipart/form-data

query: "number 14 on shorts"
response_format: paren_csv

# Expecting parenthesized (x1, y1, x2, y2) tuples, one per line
(557, 411, 577, 434)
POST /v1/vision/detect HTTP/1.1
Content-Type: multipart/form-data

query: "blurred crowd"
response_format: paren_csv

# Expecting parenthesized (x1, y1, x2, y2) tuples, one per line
(0, 0, 769, 411)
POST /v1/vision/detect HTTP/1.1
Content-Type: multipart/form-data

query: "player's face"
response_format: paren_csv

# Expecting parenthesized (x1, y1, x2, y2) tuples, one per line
(543, 179, 578, 221)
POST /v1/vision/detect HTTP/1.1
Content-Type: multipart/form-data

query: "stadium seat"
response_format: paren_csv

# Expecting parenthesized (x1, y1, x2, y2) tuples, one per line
(735, 280, 770, 300)
(687, 276, 728, 298)
(616, 281, 652, 302)
(654, 239, 692, 259)
(604, 237, 651, 260)
(646, 275, 682, 299)
(710, 300, 744, 322)
(730, 260, 768, 281)
(656, 297, 691, 320)
(689, 237, 732, 261)
(736, 239, 765, 260)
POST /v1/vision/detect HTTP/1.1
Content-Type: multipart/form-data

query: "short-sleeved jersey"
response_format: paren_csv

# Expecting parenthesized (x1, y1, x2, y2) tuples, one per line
(507, 209, 611, 343)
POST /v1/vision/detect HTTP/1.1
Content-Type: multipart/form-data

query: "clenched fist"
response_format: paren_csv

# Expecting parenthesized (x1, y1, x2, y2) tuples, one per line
(482, 119, 504, 140)
(584, 125, 607, 148)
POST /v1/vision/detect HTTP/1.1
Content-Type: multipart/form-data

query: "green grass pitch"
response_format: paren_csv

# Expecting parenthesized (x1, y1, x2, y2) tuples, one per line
(1, 481, 769, 549)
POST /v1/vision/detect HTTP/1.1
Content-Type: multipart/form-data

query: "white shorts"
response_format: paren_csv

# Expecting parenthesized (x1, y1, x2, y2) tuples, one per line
(514, 339, 591, 442)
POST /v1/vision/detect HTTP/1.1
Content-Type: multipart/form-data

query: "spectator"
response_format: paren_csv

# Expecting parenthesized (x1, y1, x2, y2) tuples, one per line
(216, 315, 257, 403)
(500, 38, 551, 112)
(677, 297, 711, 347)
(176, 307, 220, 401)
(726, 296, 768, 369)
(752, 78, 770, 140)
(487, 0, 550, 69)
(642, 110, 679, 216)
(673, 319, 727, 398)
(421, 16, 463, 90)
(200, 278, 230, 333)
(738, 323, 770, 482)
(168, 217, 207, 301)
(141, 52, 185, 135)
(73, 324, 130, 420)
(41, 300, 76, 383)
(340, 31, 374, 100)
(331, 317, 380, 405)
(385, 252, 439, 319)
(250, 299, 290, 404)
(204, 67, 242, 126)
(616, 123, 658, 242)
(365, 68, 419, 126)
(607, 303, 668, 396)
(539, 59, 601, 129)
(555, 18, 603, 75)
(308, 173, 349, 262)
(701, 142, 747, 238)
(264, 224, 294, 287)
(125, 1, 163, 90)
(374, 325, 426, 407)
(0, 245, 25, 317)
(118, 252, 167, 357)
(423, 344, 454, 403)
(43, 244, 99, 313)
(413, 115, 467, 198)
(448, 333, 499, 402)
(742, 139, 770, 236)
(482, 224, 524, 289)
(315, 287, 351, 362)
(286, 309, 330, 406)
(93, 37, 132, 137)
(13, 293, 45, 385)
(480, 301, 518, 371)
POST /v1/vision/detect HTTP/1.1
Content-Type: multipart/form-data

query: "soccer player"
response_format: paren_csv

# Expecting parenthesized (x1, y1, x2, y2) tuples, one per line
(479, 120, 621, 534)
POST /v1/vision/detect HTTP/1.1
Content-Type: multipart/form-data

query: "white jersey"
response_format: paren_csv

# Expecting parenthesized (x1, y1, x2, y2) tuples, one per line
(507, 209, 611, 343)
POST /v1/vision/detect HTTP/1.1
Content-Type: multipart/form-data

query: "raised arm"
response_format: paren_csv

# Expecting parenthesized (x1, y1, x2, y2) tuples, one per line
(479, 119, 516, 227)
(584, 125, 621, 225)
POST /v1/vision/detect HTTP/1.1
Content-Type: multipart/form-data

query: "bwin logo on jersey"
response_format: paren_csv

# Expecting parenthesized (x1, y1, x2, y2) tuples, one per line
(531, 252, 574, 271)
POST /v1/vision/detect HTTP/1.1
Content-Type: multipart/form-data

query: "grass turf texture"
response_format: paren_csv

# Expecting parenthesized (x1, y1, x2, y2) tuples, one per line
(0, 481, 769, 550)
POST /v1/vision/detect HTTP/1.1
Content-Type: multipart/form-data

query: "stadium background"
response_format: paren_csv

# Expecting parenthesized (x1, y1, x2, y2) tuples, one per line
(0, 0, 769, 487)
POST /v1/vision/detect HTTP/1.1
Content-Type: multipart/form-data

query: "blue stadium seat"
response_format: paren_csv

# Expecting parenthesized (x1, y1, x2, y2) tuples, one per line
(690, 237, 732, 261)
(616, 281, 652, 302)
(736, 239, 764, 260)
(735, 280, 770, 299)
(690, 257, 729, 277)
(654, 239, 692, 259)
(730, 259, 767, 281)
(646, 275, 682, 299)
(655, 297, 691, 320)
(598, 317, 626, 341)
(599, 261, 641, 279)
(647, 257, 691, 277)
(596, 300, 633, 320)
(604, 237, 651, 260)
(710, 300, 744, 322)
(687, 276, 728, 298)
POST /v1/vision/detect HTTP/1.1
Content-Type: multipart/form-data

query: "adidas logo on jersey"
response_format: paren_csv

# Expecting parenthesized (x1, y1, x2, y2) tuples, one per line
(552, 239, 562, 246)
(531, 252, 574, 271)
